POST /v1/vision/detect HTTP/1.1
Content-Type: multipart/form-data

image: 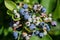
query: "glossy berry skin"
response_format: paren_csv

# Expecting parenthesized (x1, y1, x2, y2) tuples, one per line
(23, 4, 28, 9)
(20, 8, 25, 15)
(41, 7, 46, 13)
(29, 24, 36, 30)
(38, 32, 44, 38)
(13, 31, 18, 39)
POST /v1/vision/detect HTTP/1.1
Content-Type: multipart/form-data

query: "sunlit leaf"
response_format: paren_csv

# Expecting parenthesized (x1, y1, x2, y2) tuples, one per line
(24, 0, 38, 5)
(4, 0, 17, 11)
(24, 0, 30, 4)
(14, 0, 22, 3)
(30, 0, 38, 5)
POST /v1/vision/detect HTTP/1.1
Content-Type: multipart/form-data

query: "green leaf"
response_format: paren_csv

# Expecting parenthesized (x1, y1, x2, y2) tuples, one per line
(30, 34, 52, 40)
(0, 0, 3, 3)
(8, 27, 13, 32)
(41, 0, 56, 14)
(24, 0, 38, 5)
(4, 0, 17, 11)
(30, 0, 38, 5)
(53, 0, 60, 19)
(55, 30, 60, 35)
(15, 0, 22, 3)
(24, 0, 30, 4)
(49, 21, 60, 35)
(30, 36, 40, 40)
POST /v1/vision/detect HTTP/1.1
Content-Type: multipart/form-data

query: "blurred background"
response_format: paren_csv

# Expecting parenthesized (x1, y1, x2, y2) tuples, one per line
(0, 0, 60, 40)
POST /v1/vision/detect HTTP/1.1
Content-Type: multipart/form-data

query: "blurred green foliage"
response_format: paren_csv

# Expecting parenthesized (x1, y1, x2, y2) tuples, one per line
(30, 34, 52, 40)
(53, 0, 60, 19)
(41, 0, 57, 14)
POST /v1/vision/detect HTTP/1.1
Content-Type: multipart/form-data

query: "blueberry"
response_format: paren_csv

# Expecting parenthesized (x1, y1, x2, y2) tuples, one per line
(20, 8, 25, 15)
(38, 32, 44, 38)
(24, 14, 31, 20)
(13, 31, 18, 39)
(29, 24, 36, 30)
(9, 21, 13, 27)
(40, 22, 45, 25)
(41, 7, 46, 13)
(45, 24, 50, 31)
(51, 21, 57, 26)
(24, 11, 29, 15)
(39, 22, 45, 28)
(23, 4, 28, 9)
(29, 13, 32, 16)
(35, 31, 39, 35)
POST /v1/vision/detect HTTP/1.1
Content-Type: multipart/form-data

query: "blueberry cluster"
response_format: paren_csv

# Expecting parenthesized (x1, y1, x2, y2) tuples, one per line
(9, 2, 57, 40)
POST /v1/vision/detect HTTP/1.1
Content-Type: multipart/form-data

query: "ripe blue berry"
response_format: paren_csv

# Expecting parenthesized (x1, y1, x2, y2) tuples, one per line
(51, 21, 57, 26)
(35, 31, 39, 35)
(41, 7, 46, 13)
(38, 32, 44, 38)
(39, 22, 45, 28)
(29, 24, 36, 30)
(24, 14, 31, 20)
(24, 11, 29, 15)
(13, 31, 18, 39)
(23, 4, 28, 9)
(20, 8, 25, 15)
(45, 24, 50, 31)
